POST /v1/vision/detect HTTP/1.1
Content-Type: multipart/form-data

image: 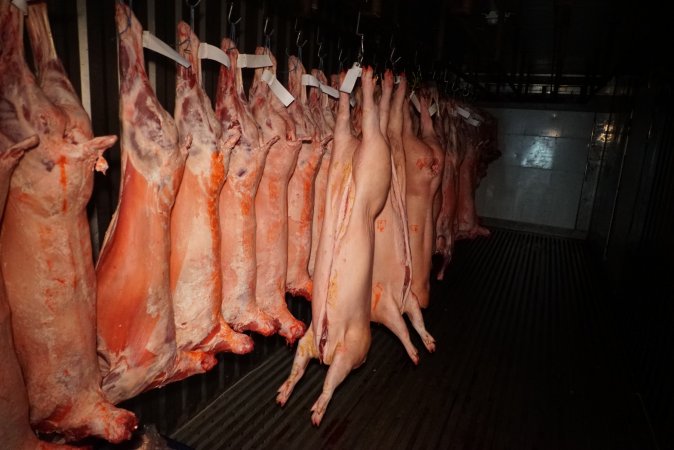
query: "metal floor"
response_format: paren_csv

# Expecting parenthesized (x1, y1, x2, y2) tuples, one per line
(170, 228, 656, 450)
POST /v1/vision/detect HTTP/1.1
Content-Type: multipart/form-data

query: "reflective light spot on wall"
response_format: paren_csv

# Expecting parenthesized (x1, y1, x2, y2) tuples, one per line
(521, 137, 554, 169)
(545, 128, 561, 138)
(595, 122, 615, 143)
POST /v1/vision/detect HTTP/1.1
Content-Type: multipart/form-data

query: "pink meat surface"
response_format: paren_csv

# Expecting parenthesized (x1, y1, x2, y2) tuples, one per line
(285, 56, 330, 300)
(455, 110, 490, 240)
(249, 47, 306, 344)
(96, 4, 214, 405)
(0, 1, 135, 442)
(308, 69, 336, 278)
(372, 74, 436, 362)
(403, 90, 444, 309)
(434, 99, 462, 279)
(215, 38, 279, 336)
(277, 68, 390, 426)
(170, 22, 252, 356)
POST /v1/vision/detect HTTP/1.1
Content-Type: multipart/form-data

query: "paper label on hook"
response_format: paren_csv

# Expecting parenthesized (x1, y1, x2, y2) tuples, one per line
(466, 117, 481, 127)
(11, 0, 27, 15)
(456, 106, 471, 119)
(301, 74, 320, 87)
(142, 31, 191, 68)
(340, 64, 362, 93)
(261, 69, 294, 107)
(198, 43, 230, 67)
(237, 54, 272, 68)
(320, 83, 339, 99)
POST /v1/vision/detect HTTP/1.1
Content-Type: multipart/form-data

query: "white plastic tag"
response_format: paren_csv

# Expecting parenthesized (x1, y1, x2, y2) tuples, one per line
(319, 83, 339, 99)
(410, 92, 437, 116)
(11, 0, 27, 14)
(466, 117, 481, 127)
(198, 42, 230, 67)
(261, 69, 294, 107)
(410, 92, 421, 113)
(237, 54, 272, 68)
(456, 106, 471, 119)
(340, 63, 362, 93)
(301, 74, 320, 87)
(142, 31, 190, 68)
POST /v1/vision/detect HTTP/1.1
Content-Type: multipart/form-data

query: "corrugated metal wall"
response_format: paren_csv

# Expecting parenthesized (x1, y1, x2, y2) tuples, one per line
(588, 79, 674, 449)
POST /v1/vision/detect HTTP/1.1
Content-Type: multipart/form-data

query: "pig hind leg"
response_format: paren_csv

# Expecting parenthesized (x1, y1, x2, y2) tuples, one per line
(277, 328, 317, 406)
(404, 298, 436, 353)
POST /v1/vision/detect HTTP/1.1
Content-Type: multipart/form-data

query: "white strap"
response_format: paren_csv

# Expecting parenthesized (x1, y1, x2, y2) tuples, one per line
(142, 31, 190, 68)
(456, 106, 471, 119)
(198, 42, 230, 67)
(261, 69, 294, 107)
(301, 74, 320, 87)
(319, 83, 339, 99)
(466, 117, 481, 127)
(410, 92, 437, 116)
(303, 75, 338, 99)
(340, 63, 362, 93)
(237, 54, 272, 68)
(409, 92, 421, 112)
(11, 0, 27, 14)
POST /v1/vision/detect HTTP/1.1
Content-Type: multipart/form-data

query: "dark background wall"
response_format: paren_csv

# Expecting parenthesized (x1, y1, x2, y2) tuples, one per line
(587, 79, 674, 448)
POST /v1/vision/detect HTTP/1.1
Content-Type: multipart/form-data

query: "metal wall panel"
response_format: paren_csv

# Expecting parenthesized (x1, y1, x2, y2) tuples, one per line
(475, 107, 597, 231)
(587, 80, 674, 449)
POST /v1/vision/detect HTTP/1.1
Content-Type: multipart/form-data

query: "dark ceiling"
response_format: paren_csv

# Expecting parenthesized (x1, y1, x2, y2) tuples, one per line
(43, 0, 661, 104)
(267, 0, 660, 102)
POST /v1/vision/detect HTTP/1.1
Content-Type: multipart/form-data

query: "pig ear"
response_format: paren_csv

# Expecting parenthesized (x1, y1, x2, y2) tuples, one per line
(86, 135, 118, 153)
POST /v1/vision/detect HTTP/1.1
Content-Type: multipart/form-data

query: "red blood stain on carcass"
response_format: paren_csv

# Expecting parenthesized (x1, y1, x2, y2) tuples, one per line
(372, 282, 384, 310)
(58, 155, 68, 212)
(208, 152, 225, 290)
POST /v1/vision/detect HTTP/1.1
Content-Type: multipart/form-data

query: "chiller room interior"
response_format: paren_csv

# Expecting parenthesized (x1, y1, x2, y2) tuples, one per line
(0, 0, 671, 448)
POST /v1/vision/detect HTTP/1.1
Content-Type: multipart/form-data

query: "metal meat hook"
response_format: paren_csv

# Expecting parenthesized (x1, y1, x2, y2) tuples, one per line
(227, 2, 242, 42)
(263, 17, 274, 51)
(186, 0, 201, 32)
(296, 30, 307, 62)
(227, 3, 241, 26)
(389, 47, 402, 72)
(177, 0, 201, 48)
(355, 11, 364, 66)
(117, 0, 133, 37)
